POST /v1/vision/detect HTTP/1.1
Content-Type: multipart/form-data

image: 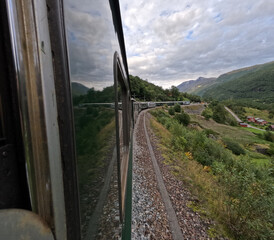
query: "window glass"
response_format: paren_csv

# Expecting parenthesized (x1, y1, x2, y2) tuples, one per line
(64, 0, 123, 238)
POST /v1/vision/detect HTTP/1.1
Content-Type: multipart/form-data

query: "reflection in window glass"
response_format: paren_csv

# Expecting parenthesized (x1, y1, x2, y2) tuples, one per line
(64, 0, 127, 238)
(72, 87, 120, 239)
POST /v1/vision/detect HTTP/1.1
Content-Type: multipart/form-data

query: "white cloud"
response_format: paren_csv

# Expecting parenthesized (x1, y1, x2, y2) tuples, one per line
(120, 0, 274, 88)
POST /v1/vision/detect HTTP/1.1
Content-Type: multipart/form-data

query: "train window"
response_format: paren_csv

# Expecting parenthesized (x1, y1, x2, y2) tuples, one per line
(64, 1, 130, 238)
(72, 84, 119, 239)
(114, 53, 130, 220)
(65, 6, 121, 238)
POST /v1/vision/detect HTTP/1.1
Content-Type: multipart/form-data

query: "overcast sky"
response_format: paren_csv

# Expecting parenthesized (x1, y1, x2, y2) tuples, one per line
(120, 0, 274, 88)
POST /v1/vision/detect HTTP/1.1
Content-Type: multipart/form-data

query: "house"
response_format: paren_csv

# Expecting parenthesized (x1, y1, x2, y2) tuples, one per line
(239, 122, 248, 127)
(255, 119, 267, 125)
(247, 116, 255, 122)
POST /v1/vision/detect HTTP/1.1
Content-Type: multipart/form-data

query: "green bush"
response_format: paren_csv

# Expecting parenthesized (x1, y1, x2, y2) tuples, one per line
(174, 103, 181, 113)
(264, 131, 274, 142)
(152, 109, 274, 239)
(168, 107, 175, 115)
(170, 123, 187, 151)
(174, 112, 190, 126)
(224, 139, 245, 155)
(267, 144, 274, 156)
(212, 104, 227, 123)
(204, 128, 219, 137)
(220, 157, 274, 240)
(202, 107, 213, 120)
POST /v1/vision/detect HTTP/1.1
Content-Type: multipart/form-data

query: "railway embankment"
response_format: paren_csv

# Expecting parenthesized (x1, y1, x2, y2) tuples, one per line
(132, 110, 217, 239)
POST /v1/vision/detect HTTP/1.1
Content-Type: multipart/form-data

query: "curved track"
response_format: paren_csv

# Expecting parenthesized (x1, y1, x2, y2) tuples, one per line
(132, 110, 213, 239)
(143, 112, 184, 240)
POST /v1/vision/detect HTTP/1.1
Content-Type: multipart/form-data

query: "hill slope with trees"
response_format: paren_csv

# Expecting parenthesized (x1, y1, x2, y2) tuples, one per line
(130, 75, 201, 102)
(203, 61, 274, 104)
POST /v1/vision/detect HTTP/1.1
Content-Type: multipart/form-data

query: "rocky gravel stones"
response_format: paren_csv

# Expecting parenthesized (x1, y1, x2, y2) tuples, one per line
(132, 111, 219, 239)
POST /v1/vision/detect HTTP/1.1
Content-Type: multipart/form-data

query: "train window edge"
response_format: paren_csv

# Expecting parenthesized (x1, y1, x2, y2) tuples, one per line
(113, 52, 132, 238)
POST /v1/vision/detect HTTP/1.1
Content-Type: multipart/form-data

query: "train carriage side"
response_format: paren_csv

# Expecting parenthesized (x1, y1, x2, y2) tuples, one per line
(0, 0, 132, 240)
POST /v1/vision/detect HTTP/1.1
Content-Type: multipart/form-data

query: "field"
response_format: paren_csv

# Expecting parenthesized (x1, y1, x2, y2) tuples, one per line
(244, 107, 273, 122)
(190, 114, 272, 166)
(190, 114, 256, 144)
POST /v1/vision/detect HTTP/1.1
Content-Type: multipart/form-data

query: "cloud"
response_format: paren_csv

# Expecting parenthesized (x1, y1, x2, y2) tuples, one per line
(120, 0, 274, 88)
(64, 0, 274, 90)
(64, 0, 120, 89)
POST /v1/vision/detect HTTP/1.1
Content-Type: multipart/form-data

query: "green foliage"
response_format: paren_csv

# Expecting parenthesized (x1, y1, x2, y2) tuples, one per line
(223, 101, 246, 120)
(267, 144, 274, 156)
(224, 139, 245, 155)
(170, 123, 187, 151)
(174, 112, 190, 126)
(219, 157, 274, 240)
(212, 103, 227, 124)
(74, 106, 115, 193)
(168, 107, 175, 115)
(207, 103, 237, 126)
(203, 62, 274, 105)
(203, 128, 219, 137)
(263, 131, 274, 142)
(130, 75, 201, 102)
(130, 75, 167, 101)
(73, 86, 115, 105)
(201, 107, 213, 120)
(152, 110, 274, 239)
(174, 103, 181, 112)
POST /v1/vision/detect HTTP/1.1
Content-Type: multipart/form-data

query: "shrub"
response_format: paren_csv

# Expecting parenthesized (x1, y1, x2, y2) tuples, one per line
(267, 144, 274, 156)
(168, 107, 175, 115)
(174, 103, 181, 113)
(204, 128, 218, 137)
(174, 112, 190, 126)
(264, 131, 274, 142)
(212, 104, 227, 123)
(163, 104, 168, 109)
(202, 107, 213, 120)
(220, 157, 274, 240)
(224, 139, 245, 155)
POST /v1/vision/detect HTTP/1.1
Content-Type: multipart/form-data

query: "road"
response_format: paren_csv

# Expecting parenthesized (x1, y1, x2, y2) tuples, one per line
(224, 106, 265, 132)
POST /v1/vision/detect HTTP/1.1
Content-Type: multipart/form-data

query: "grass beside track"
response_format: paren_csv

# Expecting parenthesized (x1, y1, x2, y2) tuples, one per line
(149, 109, 274, 240)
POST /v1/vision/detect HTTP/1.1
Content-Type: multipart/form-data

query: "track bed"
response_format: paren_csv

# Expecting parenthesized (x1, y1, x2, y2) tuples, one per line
(132, 110, 216, 240)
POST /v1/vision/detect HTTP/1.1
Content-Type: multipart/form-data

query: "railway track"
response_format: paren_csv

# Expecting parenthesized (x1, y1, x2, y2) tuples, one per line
(132, 110, 216, 240)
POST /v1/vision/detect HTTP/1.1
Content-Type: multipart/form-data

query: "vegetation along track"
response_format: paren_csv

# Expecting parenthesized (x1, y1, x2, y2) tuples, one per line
(132, 110, 217, 239)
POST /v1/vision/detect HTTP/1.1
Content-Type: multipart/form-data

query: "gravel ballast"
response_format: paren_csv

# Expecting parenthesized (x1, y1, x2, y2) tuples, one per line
(132, 110, 223, 240)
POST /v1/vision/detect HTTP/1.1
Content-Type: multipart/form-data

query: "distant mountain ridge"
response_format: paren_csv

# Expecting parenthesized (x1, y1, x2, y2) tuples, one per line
(72, 82, 89, 96)
(177, 61, 274, 103)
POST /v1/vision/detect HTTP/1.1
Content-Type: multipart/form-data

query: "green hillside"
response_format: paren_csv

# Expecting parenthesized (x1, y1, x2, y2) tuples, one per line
(130, 75, 201, 102)
(203, 61, 274, 104)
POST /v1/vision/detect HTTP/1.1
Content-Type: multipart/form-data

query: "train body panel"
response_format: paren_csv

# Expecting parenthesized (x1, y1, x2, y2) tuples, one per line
(0, 0, 193, 239)
(0, 0, 132, 239)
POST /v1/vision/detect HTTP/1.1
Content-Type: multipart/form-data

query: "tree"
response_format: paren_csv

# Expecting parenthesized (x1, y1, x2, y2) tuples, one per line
(168, 107, 175, 115)
(170, 86, 180, 100)
(212, 103, 227, 123)
(174, 103, 181, 113)
(175, 112, 190, 126)
(202, 108, 213, 120)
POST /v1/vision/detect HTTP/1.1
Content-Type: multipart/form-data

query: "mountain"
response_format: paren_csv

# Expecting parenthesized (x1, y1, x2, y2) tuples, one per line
(203, 61, 274, 104)
(177, 77, 217, 94)
(177, 61, 274, 103)
(71, 82, 89, 96)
